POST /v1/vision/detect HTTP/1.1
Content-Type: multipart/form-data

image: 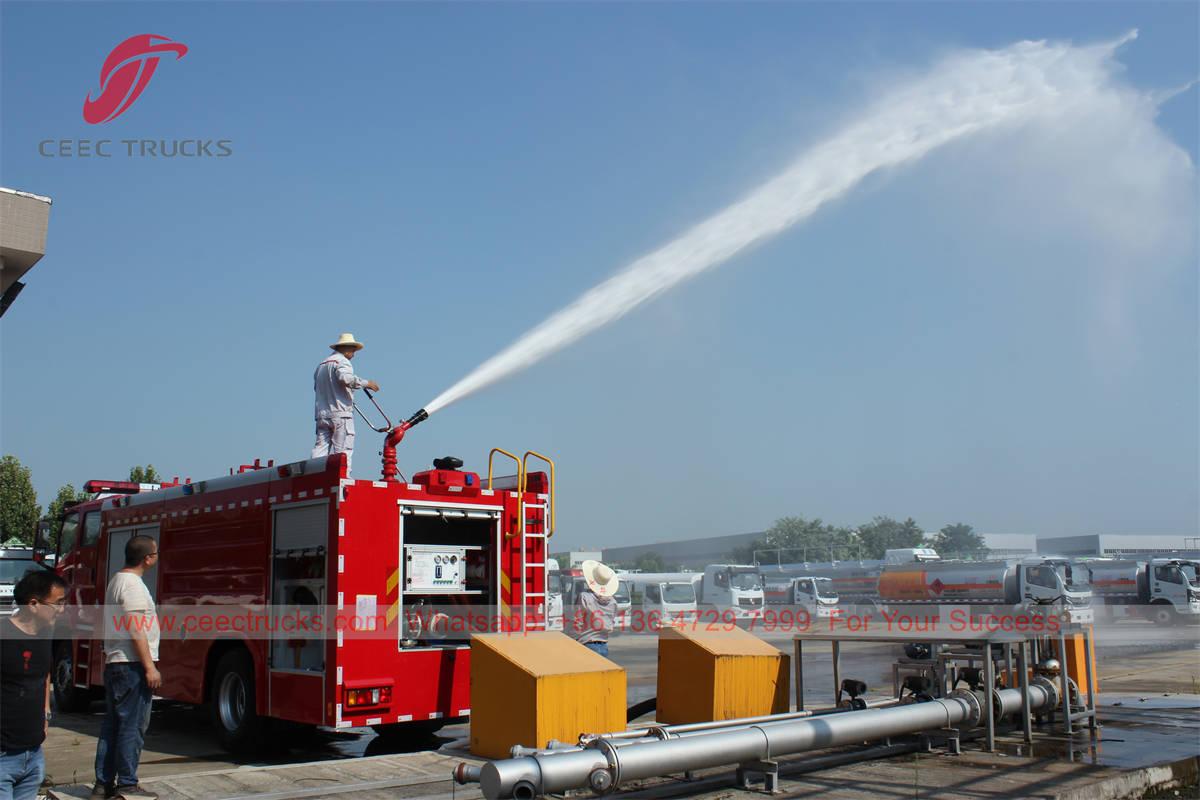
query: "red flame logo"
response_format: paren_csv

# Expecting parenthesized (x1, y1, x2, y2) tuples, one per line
(83, 34, 188, 124)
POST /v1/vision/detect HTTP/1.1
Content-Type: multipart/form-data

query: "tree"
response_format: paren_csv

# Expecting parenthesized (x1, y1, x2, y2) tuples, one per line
(855, 516, 927, 560)
(0, 455, 41, 544)
(633, 552, 666, 573)
(932, 523, 987, 558)
(129, 464, 161, 484)
(46, 484, 88, 521)
(734, 516, 859, 564)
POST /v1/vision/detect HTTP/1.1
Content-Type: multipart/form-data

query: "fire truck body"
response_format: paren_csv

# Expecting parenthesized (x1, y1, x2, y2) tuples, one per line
(52, 453, 549, 750)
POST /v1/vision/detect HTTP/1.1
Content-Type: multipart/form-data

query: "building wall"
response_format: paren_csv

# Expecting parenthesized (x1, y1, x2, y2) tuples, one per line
(1037, 534, 1199, 557)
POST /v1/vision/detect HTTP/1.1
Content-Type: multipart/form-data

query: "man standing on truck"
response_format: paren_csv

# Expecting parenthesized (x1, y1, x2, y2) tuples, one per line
(312, 333, 380, 475)
(570, 560, 617, 657)
(93, 536, 160, 800)
(1, 570, 67, 800)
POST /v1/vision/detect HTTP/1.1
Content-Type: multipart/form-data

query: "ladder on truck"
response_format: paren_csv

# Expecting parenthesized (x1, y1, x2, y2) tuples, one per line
(488, 449, 556, 632)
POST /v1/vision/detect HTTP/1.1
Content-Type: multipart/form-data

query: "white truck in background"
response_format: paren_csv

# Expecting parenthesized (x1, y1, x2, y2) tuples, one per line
(621, 573, 699, 628)
(546, 557, 564, 631)
(616, 566, 762, 622)
(761, 574, 841, 619)
(696, 564, 765, 621)
(1085, 558, 1200, 625)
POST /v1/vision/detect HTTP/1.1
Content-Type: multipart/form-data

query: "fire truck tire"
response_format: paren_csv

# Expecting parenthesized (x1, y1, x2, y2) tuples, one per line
(52, 643, 95, 713)
(210, 649, 264, 752)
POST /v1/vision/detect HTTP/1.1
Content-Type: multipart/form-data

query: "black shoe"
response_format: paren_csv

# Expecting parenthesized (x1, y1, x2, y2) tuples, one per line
(115, 785, 158, 800)
(90, 783, 115, 800)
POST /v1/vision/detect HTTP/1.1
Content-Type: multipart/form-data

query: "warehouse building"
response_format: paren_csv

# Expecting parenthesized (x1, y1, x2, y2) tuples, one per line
(1036, 534, 1200, 558)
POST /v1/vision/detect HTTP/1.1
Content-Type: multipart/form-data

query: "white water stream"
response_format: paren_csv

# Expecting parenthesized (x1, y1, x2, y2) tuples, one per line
(423, 32, 1143, 416)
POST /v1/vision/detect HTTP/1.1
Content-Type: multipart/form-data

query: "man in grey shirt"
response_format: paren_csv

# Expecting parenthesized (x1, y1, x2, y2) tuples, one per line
(571, 560, 617, 657)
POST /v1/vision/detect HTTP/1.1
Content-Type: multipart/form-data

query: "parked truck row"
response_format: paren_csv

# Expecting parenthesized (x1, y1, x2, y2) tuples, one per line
(543, 548, 1199, 631)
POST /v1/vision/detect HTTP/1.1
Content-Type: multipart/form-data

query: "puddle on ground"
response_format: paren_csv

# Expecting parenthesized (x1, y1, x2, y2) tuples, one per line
(994, 693, 1200, 769)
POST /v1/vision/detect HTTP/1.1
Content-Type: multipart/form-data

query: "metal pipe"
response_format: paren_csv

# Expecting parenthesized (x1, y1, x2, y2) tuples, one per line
(462, 683, 1058, 799)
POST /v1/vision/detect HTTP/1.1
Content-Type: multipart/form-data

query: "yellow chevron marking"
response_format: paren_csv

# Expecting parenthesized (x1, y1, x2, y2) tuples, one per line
(386, 601, 399, 626)
(386, 569, 400, 594)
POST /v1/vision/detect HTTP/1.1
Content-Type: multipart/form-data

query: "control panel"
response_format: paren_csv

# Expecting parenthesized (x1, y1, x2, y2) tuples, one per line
(403, 544, 480, 593)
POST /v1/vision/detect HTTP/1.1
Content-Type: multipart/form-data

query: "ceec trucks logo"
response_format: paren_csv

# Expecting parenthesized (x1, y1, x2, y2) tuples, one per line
(83, 34, 188, 124)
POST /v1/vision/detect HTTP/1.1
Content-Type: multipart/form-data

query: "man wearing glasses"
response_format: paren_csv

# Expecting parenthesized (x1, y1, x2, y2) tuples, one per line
(1, 569, 68, 800)
(93, 536, 161, 800)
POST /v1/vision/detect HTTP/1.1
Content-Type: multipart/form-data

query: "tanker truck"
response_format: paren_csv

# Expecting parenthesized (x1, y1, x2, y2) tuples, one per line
(761, 549, 939, 610)
(1084, 558, 1200, 625)
(876, 556, 1094, 626)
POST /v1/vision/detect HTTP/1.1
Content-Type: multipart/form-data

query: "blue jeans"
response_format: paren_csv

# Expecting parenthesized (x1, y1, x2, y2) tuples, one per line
(583, 641, 609, 657)
(94, 663, 153, 788)
(0, 747, 44, 800)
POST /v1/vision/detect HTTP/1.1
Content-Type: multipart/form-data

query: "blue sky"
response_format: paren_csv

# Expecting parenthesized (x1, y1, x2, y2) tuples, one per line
(2, 2, 1197, 549)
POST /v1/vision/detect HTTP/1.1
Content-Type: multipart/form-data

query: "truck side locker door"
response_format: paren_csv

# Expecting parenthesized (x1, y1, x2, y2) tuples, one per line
(78, 512, 103, 681)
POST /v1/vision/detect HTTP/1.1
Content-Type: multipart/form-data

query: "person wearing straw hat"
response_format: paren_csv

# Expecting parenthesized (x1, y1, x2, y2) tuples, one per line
(570, 560, 617, 657)
(312, 333, 380, 475)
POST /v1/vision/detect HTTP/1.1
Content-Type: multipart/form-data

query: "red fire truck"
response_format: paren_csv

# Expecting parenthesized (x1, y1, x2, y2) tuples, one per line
(47, 445, 552, 752)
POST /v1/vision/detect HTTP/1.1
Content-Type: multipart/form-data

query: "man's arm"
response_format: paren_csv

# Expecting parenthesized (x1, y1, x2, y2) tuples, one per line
(116, 582, 162, 689)
(335, 361, 379, 393)
(44, 674, 51, 735)
(128, 633, 161, 689)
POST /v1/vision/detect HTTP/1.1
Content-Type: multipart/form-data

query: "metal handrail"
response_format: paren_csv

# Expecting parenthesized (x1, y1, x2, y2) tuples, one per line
(353, 389, 393, 433)
(487, 448, 524, 539)
(521, 451, 556, 538)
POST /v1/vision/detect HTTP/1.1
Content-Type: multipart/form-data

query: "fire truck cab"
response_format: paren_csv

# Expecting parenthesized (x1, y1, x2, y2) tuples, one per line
(47, 450, 553, 752)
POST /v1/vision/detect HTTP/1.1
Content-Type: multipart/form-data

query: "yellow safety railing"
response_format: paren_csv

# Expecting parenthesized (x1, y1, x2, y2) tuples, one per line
(487, 448, 524, 538)
(522, 451, 556, 538)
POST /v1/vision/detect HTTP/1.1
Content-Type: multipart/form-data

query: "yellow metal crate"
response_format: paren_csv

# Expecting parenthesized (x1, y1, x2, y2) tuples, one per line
(656, 626, 789, 724)
(469, 632, 626, 759)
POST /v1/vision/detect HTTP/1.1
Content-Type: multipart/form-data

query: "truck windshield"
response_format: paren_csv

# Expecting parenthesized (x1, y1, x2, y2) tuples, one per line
(548, 573, 563, 594)
(813, 578, 836, 599)
(1180, 564, 1199, 584)
(663, 583, 695, 604)
(0, 559, 44, 583)
(730, 571, 761, 591)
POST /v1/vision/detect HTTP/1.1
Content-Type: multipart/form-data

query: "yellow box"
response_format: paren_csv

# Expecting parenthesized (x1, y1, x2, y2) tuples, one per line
(656, 626, 789, 724)
(469, 632, 626, 759)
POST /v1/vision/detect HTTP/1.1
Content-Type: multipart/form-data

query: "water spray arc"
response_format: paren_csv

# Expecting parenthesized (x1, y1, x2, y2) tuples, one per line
(411, 33, 1142, 422)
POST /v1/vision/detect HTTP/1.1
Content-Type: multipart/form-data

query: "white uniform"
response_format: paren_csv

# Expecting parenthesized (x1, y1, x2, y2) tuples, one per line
(312, 352, 370, 474)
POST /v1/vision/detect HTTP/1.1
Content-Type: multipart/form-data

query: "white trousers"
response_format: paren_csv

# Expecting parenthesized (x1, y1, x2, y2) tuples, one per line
(313, 416, 355, 474)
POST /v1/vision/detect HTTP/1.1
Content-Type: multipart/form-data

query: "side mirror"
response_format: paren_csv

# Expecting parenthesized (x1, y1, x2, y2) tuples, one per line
(32, 519, 54, 562)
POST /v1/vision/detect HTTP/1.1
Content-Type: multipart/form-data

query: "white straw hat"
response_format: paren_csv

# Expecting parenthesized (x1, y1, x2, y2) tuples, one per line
(330, 332, 365, 351)
(581, 560, 618, 598)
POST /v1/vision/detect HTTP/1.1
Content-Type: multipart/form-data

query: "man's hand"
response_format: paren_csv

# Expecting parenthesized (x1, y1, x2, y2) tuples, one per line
(365, 380, 380, 392)
(146, 665, 163, 690)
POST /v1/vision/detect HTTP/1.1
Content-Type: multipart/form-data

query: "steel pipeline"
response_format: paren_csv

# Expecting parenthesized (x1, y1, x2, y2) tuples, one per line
(459, 680, 1060, 799)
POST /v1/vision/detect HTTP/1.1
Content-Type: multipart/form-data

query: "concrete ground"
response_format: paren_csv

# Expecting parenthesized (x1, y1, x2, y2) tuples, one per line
(41, 620, 1200, 798)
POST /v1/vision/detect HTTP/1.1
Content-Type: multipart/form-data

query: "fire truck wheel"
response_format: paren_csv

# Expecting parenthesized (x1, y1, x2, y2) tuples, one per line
(52, 643, 94, 712)
(210, 649, 264, 752)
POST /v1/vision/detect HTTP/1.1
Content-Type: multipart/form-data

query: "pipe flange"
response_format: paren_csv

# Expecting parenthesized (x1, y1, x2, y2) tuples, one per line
(589, 736, 621, 793)
(1030, 676, 1061, 710)
(647, 726, 671, 741)
(991, 688, 1006, 722)
(947, 688, 982, 729)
